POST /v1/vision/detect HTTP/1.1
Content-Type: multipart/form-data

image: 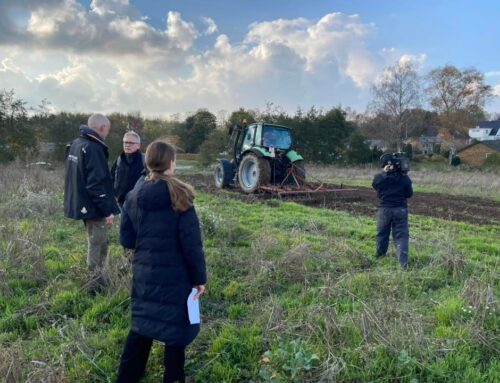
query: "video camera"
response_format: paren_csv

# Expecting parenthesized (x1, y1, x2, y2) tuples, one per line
(380, 152, 410, 174)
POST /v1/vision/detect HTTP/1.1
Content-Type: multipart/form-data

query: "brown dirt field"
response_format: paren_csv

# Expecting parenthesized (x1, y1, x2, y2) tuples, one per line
(185, 174, 500, 226)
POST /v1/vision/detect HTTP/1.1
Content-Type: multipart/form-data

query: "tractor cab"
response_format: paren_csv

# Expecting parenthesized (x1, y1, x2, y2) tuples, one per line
(216, 122, 304, 193)
(234, 124, 292, 164)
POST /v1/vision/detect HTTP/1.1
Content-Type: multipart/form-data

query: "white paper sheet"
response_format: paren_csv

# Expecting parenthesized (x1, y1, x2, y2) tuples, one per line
(187, 288, 201, 324)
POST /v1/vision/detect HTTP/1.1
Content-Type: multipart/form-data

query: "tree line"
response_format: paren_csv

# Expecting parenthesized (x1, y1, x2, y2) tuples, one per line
(0, 63, 496, 165)
(0, 91, 376, 165)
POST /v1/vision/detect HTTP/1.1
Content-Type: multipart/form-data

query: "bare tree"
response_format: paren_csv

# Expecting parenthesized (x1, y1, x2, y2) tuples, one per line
(370, 61, 421, 149)
(426, 65, 494, 136)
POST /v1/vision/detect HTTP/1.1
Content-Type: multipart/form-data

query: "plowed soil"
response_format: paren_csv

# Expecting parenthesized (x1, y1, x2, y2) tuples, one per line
(185, 174, 500, 226)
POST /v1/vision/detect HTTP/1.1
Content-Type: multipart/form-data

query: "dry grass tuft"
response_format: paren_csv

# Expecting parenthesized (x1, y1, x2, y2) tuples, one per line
(0, 342, 25, 382)
(462, 276, 497, 321)
(278, 243, 311, 284)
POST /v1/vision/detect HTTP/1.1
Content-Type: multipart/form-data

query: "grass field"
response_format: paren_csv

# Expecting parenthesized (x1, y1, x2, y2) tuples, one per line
(0, 162, 498, 382)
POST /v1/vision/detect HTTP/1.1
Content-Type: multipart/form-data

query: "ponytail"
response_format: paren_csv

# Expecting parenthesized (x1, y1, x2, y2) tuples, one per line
(146, 172, 195, 213)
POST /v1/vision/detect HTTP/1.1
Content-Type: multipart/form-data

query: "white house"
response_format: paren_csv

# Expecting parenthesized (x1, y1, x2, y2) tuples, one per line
(469, 121, 500, 141)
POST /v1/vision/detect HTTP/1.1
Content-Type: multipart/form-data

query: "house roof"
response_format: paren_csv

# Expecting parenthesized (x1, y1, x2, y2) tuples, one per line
(477, 120, 500, 130)
(421, 126, 438, 137)
(458, 140, 500, 153)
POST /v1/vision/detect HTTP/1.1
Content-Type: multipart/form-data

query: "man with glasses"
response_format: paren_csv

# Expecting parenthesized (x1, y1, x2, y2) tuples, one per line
(111, 131, 146, 208)
(111, 131, 146, 269)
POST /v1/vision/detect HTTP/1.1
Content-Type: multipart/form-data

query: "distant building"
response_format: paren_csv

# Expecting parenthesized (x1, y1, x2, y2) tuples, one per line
(417, 127, 441, 155)
(457, 140, 500, 166)
(469, 121, 500, 142)
(419, 136, 441, 155)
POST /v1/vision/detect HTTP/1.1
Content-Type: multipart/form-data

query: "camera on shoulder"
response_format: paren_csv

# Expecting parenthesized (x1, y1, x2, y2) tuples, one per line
(380, 152, 410, 174)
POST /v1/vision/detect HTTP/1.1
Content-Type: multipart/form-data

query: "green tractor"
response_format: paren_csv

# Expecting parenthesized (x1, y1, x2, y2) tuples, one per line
(214, 122, 306, 193)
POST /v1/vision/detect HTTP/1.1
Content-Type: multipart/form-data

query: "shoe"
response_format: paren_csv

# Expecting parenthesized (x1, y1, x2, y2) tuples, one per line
(375, 252, 386, 258)
(85, 272, 108, 295)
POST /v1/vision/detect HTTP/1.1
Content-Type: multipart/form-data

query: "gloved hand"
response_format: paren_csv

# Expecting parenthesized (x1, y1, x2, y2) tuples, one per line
(383, 164, 393, 172)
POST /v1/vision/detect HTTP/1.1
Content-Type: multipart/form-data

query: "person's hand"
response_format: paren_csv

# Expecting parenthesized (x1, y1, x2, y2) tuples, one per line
(193, 285, 205, 300)
(104, 214, 114, 225)
(383, 164, 393, 172)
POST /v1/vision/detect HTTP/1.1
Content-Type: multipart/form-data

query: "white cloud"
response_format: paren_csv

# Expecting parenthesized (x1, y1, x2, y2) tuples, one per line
(201, 16, 217, 35)
(0, 3, 428, 115)
(493, 84, 500, 97)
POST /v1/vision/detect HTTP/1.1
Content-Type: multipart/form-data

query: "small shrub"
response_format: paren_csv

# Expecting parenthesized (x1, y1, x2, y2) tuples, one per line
(259, 339, 320, 383)
(451, 156, 461, 166)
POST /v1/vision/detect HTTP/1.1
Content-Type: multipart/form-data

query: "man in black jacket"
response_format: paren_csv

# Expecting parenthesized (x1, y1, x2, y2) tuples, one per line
(372, 155, 413, 268)
(110, 131, 145, 207)
(64, 113, 120, 292)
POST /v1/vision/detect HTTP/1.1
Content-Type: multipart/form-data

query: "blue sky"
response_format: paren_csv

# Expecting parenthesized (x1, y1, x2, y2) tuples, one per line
(122, 0, 500, 71)
(1, 0, 499, 116)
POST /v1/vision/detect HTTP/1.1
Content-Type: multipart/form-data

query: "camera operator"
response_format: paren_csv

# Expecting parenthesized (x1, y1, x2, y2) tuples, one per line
(372, 153, 413, 268)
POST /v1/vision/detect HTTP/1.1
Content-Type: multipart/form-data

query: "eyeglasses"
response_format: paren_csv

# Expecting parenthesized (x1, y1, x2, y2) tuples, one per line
(123, 141, 140, 145)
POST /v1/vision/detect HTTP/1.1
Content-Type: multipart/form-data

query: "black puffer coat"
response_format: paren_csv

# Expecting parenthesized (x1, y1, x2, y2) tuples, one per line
(64, 126, 120, 220)
(120, 177, 207, 346)
(110, 151, 146, 205)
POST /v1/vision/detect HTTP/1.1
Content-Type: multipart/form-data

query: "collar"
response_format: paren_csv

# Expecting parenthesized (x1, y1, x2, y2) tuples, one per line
(80, 125, 108, 148)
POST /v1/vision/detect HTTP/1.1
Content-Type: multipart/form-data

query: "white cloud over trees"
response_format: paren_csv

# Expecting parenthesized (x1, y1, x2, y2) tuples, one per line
(0, 0, 427, 115)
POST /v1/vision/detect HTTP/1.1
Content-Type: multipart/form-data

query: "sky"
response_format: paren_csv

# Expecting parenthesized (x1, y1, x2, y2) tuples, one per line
(0, 0, 499, 118)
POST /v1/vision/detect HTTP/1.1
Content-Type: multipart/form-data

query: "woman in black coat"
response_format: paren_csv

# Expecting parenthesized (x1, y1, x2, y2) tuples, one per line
(117, 141, 207, 383)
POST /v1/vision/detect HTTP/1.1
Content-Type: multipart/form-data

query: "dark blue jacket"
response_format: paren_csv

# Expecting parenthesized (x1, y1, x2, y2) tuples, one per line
(64, 126, 120, 220)
(110, 151, 145, 205)
(120, 177, 207, 345)
(372, 171, 413, 208)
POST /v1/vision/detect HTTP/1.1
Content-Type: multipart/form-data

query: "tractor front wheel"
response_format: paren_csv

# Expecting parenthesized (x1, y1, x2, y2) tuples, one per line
(238, 153, 271, 193)
(214, 159, 234, 189)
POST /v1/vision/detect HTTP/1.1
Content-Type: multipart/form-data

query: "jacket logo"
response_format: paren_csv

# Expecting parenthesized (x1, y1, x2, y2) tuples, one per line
(68, 154, 78, 163)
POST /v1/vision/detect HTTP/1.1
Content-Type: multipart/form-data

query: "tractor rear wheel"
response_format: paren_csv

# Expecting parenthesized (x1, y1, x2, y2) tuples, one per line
(238, 153, 271, 193)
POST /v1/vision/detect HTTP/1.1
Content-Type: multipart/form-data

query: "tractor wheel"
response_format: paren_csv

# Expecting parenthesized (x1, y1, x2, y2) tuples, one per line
(293, 160, 306, 182)
(214, 159, 234, 189)
(238, 153, 271, 193)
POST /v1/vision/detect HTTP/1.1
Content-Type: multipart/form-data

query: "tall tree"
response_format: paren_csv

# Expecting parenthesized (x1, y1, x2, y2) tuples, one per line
(0, 89, 34, 161)
(175, 109, 217, 153)
(370, 61, 421, 149)
(426, 65, 493, 136)
(226, 108, 257, 130)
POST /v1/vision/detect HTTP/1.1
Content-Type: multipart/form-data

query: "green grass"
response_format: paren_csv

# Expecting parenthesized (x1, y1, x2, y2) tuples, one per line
(0, 169, 499, 382)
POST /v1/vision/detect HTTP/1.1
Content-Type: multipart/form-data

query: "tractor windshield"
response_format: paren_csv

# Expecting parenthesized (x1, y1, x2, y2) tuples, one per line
(262, 126, 292, 149)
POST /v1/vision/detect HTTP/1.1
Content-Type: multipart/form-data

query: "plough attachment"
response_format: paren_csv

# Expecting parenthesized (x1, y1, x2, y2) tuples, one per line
(258, 163, 356, 198)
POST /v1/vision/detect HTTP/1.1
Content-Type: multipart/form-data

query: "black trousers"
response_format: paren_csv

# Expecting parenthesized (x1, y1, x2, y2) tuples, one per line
(376, 207, 409, 267)
(117, 330, 186, 383)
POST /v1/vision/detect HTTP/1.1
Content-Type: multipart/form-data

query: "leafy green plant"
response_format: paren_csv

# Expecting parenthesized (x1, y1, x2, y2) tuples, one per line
(259, 339, 320, 383)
